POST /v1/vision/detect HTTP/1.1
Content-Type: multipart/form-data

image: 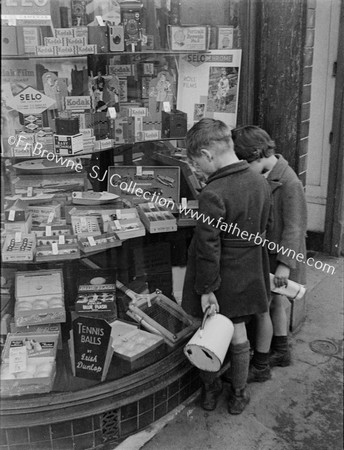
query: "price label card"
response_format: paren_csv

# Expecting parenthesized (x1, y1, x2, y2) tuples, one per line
(46, 225, 52, 236)
(163, 102, 171, 113)
(136, 166, 142, 177)
(15, 232, 22, 243)
(27, 186, 33, 197)
(181, 197, 187, 209)
(47, 212, 54, 224)
(114, 220, 121, 230)
(58, 235, 65, 245)
(8, 210, 15, 221)
(9, 346, 28, 374)
(115, 210, 122, 219)
(107, 107, 117, 119)
(148, 202, 155, 209)
(87, 236, 96, 246)
(52, 242, 59, 255)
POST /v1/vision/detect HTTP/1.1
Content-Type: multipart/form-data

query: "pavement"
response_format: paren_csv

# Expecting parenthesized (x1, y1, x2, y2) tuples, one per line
(115, 253, 344, 450)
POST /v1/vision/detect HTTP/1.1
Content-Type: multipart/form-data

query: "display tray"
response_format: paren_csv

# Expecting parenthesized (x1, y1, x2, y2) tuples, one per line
(0, 332, 59, 397)
(77, 232, 122, 254)
(102, 208, 146, 240)
(31, 224, 73, 237)
(2, 233, 36, 262)
(71, 215, 102, 236)
(107, 166, 180, 207)
(137, 203, 177, 234)
(35, 243, 80, 262)
(15, 270, 65, 326)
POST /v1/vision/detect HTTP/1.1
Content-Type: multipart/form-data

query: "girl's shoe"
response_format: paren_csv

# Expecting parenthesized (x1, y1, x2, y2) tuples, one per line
(269, 349, 291, 367)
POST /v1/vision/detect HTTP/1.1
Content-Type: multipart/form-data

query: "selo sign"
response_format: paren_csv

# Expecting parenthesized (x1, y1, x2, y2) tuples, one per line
(7, 86, 56, 114)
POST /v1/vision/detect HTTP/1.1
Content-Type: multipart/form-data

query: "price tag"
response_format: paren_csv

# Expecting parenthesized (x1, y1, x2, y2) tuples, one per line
(47, 212, 54, 224)
(46, 225, 52, 236)
(81, 217, 87, 229)
(58, 235, 65, 245)
(9, 346, 27, 374)
(136, 166, 142, 177)
(181, 197, 187, 209)
(15, 232, 22, 243)
(52, 242, 59, 255)
(107, 107, 117, 119)
(148, 202, 155, 209)
(115, 209, 122, 219)
(27, 186, 33, 197)
(163, 102, 171, 113)
(114, 220, 121, 230)
(87, 236, 96, 246)
(8, 210, 16, 221)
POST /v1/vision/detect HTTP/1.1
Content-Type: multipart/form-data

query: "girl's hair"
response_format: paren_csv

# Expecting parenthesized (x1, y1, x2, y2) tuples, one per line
(186, 118, 232, 158)
(231, 125, 276, 162)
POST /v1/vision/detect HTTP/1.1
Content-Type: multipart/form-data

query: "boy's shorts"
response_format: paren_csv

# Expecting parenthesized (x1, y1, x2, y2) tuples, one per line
(231, 315, 253, 324)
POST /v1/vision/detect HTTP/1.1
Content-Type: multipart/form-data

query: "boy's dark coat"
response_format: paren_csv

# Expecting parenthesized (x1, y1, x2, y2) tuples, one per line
(182, 161, 271, 320)
(267, 154, 307, 284)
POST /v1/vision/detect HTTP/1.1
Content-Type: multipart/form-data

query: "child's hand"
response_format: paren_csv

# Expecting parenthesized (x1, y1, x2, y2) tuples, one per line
(274, 263, 290, 287)
(201, 292, 219, 315)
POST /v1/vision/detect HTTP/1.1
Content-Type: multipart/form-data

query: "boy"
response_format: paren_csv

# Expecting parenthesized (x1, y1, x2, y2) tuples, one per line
(181, 119, 271, 414)
(232, 125, 307, 380)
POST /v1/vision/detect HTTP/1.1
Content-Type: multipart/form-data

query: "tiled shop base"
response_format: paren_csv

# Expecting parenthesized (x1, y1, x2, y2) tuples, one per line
(0, 368, 201, 450)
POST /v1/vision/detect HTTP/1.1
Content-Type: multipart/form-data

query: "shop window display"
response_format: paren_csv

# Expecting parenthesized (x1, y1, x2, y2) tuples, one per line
(0, 0, 243, 447)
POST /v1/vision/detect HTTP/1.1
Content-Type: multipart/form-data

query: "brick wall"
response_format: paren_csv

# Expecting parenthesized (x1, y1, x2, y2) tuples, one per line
(298, 0, 316, 186)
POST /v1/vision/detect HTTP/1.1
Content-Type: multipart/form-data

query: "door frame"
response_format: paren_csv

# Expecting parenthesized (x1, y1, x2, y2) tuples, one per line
(323, 0, 344, 256)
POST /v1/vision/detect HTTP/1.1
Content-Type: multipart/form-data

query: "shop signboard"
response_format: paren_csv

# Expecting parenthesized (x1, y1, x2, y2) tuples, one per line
(70, 315, 113, 381)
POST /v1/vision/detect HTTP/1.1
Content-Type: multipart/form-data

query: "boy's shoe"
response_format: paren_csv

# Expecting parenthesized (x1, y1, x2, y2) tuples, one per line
(227, 387, 250, 415)
(269, 349, 291, 367)
(247, 364, 271, 383)
(201, 379, 223, 411)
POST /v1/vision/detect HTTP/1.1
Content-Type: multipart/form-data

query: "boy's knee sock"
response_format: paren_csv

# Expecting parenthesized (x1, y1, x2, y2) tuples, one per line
(271, 335, 289, 352)
(251, 350, 270, 370)
(229, 341, 250, 391)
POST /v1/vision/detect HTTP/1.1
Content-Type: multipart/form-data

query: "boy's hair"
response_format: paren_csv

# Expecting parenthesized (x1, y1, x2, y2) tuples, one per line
(231, 125, 276, 162)
(186, 118, 232, 158)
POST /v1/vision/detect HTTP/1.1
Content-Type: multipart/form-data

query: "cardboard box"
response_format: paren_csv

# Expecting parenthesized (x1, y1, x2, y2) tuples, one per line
(4, 212, 32, 233)
(5, 199, 28, 222)
(35, 243, 80, 262)
(15, 270, 65, 327)
(71, 215, 101, 236)
(111, 322, 164, 362)
(0, 332, 58, 397)
(161, 110, 187, 138)
(102, 208, 146, 240)
(107, 166, 180, 207)
(2, 26, 25, 56)
(2, 233, 36, 262)
(137, 203, 177, 234)
(54, 133, 84, 155)
(31, 224, 72, 238)
(169, 26, 208, 51)
(78, 232, 122, 254)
